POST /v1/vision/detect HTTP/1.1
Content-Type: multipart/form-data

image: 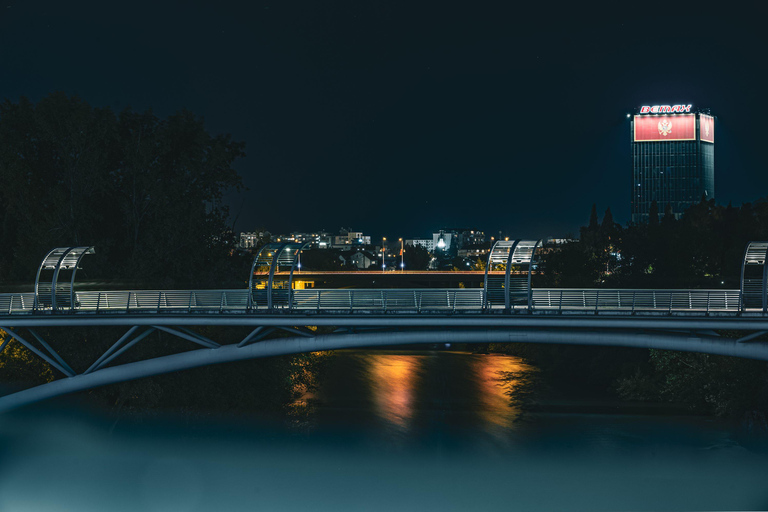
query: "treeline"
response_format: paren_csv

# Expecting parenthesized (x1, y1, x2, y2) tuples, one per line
(0, 93, 321, 416)
(543, 199, 768, 289)
(0, 92, 246, 288)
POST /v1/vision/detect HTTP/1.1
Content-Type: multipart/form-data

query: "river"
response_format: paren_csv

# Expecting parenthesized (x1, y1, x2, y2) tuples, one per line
(1, 349, 768, 511)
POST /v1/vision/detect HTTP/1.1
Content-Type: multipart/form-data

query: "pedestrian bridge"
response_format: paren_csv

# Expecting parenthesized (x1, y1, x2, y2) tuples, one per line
(1, 240, 768, 412)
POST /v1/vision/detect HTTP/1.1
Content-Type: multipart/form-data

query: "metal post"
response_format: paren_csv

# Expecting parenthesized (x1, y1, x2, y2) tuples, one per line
(504, 240, 520, 312)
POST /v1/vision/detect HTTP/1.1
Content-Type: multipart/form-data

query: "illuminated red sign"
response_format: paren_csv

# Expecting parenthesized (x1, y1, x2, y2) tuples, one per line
(634, 114, 695, 141)
(700, 114, 714, 143)
(639, 105, 692, 114)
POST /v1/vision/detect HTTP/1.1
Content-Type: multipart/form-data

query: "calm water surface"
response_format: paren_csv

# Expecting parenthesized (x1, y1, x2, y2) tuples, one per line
(1, 349, 768, 511)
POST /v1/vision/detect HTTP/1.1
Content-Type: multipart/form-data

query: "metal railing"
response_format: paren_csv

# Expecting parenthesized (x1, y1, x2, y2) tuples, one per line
(0, 288, 753, 316)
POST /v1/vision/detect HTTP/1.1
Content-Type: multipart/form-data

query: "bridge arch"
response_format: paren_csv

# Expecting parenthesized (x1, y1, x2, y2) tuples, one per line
(2, 326, 768, 414)
(248, 242, 311, 310)
(483, 239, 547, 311)
(741, 241, 768, 312)
(34, 246, 95, 311)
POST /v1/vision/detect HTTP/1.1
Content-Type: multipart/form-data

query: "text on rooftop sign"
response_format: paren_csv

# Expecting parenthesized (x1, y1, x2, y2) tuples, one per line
(639, 105, 692, 114)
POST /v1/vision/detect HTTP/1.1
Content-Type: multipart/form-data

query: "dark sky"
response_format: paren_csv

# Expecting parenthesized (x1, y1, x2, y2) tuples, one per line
(1, 2, 765, 240)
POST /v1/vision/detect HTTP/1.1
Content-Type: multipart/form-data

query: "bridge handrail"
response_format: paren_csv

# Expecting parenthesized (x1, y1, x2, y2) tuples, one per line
(0, 288, 750, 315)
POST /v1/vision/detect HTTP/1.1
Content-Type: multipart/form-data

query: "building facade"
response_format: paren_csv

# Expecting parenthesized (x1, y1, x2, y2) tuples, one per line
(406, 238, 435, 252)
(631, 105, 714, 223)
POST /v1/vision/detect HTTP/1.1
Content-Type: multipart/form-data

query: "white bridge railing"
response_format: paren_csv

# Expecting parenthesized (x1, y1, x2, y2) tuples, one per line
(0, 288, 748, 315)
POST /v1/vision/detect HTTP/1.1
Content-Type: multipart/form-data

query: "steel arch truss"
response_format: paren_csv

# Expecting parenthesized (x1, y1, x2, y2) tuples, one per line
(3, 324, 768, 414)
(248, 242, 311, 310)
(0, 322, 320, 410)
(483, 239, 546, 311)
(34, 246, 95, 311)
(741, 241, 768, 312)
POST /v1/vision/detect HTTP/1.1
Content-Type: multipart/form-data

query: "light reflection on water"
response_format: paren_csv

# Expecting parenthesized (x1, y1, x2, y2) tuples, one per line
(367, 354, 419, 428)
(306, 351, 538, 446)
(474, 354, 533, 430)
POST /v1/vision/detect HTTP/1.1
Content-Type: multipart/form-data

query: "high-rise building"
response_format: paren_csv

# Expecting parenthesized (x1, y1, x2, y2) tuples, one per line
(631, 104, 714, 223)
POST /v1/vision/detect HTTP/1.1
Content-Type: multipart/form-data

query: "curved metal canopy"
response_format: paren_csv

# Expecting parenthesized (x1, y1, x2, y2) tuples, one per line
(248, 242, 311, 310)
(34, 246, 95, 311)
(741, 241, 768, 311)
(483, 239, 546, 310)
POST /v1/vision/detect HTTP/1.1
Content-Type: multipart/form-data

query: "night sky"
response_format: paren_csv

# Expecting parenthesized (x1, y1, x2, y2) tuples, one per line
(1, 2, 765, 239)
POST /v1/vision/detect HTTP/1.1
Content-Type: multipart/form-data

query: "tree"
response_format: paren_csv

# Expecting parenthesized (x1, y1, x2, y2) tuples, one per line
(601, 207, 614, 232)
(403, 243, 431, 270)
(0, 93, 245, 287)
(648, 200, 659, 226)
(588, 203, 599, 231)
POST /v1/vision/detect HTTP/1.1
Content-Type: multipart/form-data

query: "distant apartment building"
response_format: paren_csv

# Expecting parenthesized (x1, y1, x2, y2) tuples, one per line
(239, 231, 270, 249)
(457, 244, 491, 259)
(431, 228, 485, 256)
(406, 238, 435, 252)
(268, 228, 372, 249)
(332, 228, 372, 248)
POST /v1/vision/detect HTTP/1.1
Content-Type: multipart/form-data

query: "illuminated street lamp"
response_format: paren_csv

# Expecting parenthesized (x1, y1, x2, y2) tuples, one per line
(399, 238, 404, 271)
(382, 237, 386, 272)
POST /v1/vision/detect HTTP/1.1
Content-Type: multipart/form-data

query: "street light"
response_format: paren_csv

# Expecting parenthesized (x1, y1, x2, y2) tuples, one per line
(399, 238, 404, 271)
(382, 237, 386, 272)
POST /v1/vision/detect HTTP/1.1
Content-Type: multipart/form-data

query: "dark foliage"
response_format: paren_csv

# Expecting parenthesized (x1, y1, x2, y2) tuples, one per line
(538, 200, 768, 417)
(0, 94, 326, 415)
(0, 92, 245, 288)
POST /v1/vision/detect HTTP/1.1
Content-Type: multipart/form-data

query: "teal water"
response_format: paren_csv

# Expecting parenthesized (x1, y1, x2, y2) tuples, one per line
(1, 350, 767, 511)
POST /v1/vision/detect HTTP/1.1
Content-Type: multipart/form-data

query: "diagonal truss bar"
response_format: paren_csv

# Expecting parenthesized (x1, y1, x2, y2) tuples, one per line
(0, 334, 13, 354)
(87, 327, 156, 374)
(275, 326, 316, 338)
(84, 326, 141, 375)
(737, 330, 768, 343)
(27, 329, 76, 376)
(175, 326, 221, 348)
(237, 327, 274, 347)
(153, 326, 220, 349)
(0, 327, 75, 377)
